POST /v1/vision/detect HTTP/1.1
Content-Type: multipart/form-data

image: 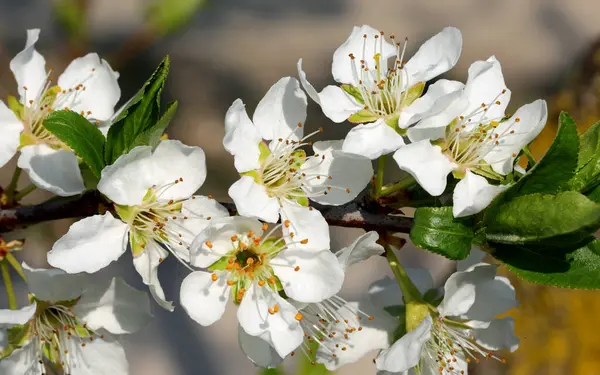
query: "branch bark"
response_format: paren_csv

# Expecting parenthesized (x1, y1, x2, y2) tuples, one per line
(0, 191, 414, 234)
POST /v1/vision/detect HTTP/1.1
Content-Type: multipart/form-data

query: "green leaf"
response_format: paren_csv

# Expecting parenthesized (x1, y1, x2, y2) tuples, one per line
(43, 110, 106, 178)
(569, 120, 600, 192)
(493, 239, 600, 289)
(485, 191, 600, 247)
(341, 84, 364, 104)
(146, 0, 208, 35)
(104, 57, 170, 164)
(410, 207, 473, 260)
(128, 100, 178, 150)
(348, 110, 378, 124)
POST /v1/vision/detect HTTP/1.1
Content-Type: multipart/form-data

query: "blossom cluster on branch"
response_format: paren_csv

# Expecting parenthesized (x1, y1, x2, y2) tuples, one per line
(1, 24, 600, 375)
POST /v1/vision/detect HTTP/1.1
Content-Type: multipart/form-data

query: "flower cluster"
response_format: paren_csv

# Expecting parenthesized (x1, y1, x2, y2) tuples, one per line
(0, 24, 546, 374)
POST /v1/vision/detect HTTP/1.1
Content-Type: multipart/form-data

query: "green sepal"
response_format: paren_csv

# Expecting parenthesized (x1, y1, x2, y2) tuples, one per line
(114, 204, 136, 222)
(400, 81, 425, 108)
(348, 110, 378, 124)
(240, 170, 261, 184)
(129, 230, 147, 257)
(7, 95, 23, 120)
(405, 301, 430, 332)
(259, 141, 271, 163)
(341, 84, 364, 104)
(19, 131, 37, 148)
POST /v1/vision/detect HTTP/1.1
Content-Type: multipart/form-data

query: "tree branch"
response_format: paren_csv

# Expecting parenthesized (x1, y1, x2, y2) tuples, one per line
(0, 191, 413, 234)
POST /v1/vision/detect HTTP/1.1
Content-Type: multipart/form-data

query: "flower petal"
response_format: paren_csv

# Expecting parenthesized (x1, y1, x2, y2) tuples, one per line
(375, 315, 433, 373)
(463, 56, 511, 122)
(452, 171, 507, 218)
(57, 53, 120, 121)
(315, 299, 398, 370)
(335, 231, 384, 270)
(332, 25, 396, 85)
(253, 77, 307, 141)
(73, 277, 153, 335)
(180, 270, 230, 326)
(177, 195, 230, 254)
(69, 336, 129, 375)
(393, 140, 455, 196)
(280, 199, 330, 250)
(438, 264, 498, 317)
(228, 176, 280, 223)
(223, 99, 262, 172)
(473, 317, 519, 352)
(484, 99, 548, 175)
(404, 27, 462, 86)
(272, 248, 344, 303)
(238, 325, 284, 368)
(133, 242, 173, 311)
(0, 302, 36, 327)
(0, 101, 23, 168)
(303, 140, 373, 205)
(237, 284, 303, 358)
(0, 343, 40, 375)
(10, 29, 46, 102)
(463, 276, 517, 321)
(22, 263, 90, 301)
(190, 216, 264, 268)
(48, 213, 128, 274)
(18, 144, 85, 196)
(342, 120, 405, 159)
(99, 140, 206, 206)
(368, 269, 434, 308)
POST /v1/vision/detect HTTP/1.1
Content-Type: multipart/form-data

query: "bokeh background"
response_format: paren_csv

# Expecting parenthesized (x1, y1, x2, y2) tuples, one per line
(2, 0, 600, 374)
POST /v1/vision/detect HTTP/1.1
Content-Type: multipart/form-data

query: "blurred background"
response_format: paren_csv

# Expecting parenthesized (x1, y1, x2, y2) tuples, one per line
(2, 0, 600, 374)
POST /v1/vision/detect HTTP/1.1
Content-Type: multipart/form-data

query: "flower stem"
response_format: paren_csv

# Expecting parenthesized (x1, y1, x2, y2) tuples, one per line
(374, 155, 387, 197)
(380, 175, 417, 197)
(1, 260, 17, 310)
(4, 167, 22, 203)
(385, 245, 423, 304)
(522, 145, 536, 168)
(14, 184, 37, 202)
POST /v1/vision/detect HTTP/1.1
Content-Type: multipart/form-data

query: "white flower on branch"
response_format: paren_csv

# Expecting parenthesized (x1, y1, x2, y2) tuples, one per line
(0, 29, 120, 196)
(393, 57, 548, 217)
(47, 140, 228, 311)
(179, 216, 344, 359)
(0, 264, 152, 375)
(224, 77, 373, 249)
(298, 25, 462, 159)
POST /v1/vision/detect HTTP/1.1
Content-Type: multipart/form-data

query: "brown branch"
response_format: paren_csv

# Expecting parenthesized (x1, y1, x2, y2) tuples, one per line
(0, 191, 413, 234)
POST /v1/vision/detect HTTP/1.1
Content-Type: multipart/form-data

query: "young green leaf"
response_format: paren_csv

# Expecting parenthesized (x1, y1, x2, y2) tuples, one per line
(493, 239, 600, 289)
(104, 57, 170, 164)
(410, 207, 473, 260)
(485, 191, 600, 248)
(128, 100, 178, 149)
(43, 110, 106, 179)
(569, 120, 600, 192)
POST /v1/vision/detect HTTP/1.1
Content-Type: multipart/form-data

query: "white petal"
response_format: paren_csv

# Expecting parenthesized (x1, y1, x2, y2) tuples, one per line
(272, 248, 344, 303)
(228, 176, 280, 223)
(368, 269, 434, 309)
(237, 285, 303, 358)
(375, 315, 433, 373)
(393, 140, 455, 196)
(399, 79, 465, 130)
(315, 300, 398, 370)
(438, 264, 498, 317)
(99, 140, 206, 206)
(180, 270, 230, 326)
(404, 27, 462, 86)
(48, 213, 128, 274)
(73, 277, 153, 335)
(18, 144, 85, 196)
(22, 263, 90, 301)
(280, 199, 330, 250)
(253, 77, 307, 141)
(238, 326, 284, 368)
(69, 337, 129, 375)
(0, 329, 6, 349)
(463, 56, 511, 122)
(473, 317, 519, 352)
(332, 25, 396, 85)
(452, 171, 507, 218)
(133, 243, 173, 311)
(0, 101, 23, 168)
(0, 343, 40, 375)
(303, 140, 372, 205)
(405, 92, 469, 143)
(0, 302, 36, 327)
(10, 29, 46, 102)
(177, 195, 230, 250)
(318, 85, 363, 123)
(190, 216, 264, 268)
(456, 248, 487, 272)
(342, 120, 405, 159)
(57, 53, 120, 121)
(223, 99, 262, 172)
(484, 99, 548, 175)
(463, 276, 517, 321)
(336, 231, 384, 269)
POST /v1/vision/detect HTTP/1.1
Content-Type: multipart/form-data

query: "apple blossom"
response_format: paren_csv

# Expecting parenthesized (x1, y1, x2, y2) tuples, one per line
(47, 140, 228, 311)
(0, 29, 120, 196)
(298, 25, 462, 159)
